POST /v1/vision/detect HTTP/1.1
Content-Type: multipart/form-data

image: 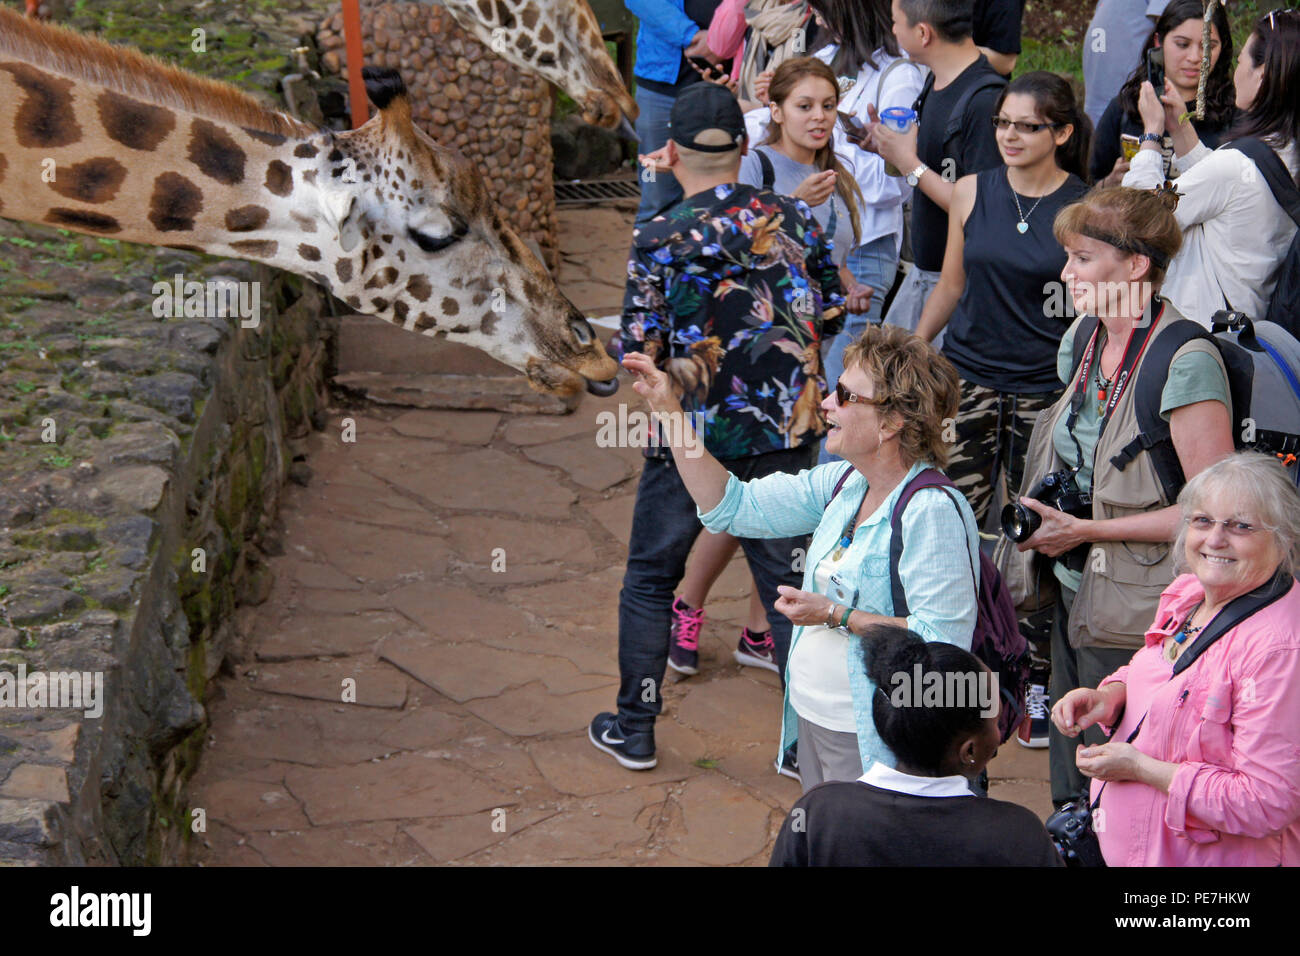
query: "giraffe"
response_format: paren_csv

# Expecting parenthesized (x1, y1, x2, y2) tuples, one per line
(440, 0, 637, 131)
(0, 8, 619, 397)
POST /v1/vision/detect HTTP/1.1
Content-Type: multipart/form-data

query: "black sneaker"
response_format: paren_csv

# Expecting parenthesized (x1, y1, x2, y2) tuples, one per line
(1017, 683, 1050, 749)
(666, 596, 704, 676)
(774, 744, 800, 782)
(734, 627, 778, 673)
(587, 712, 657, 770)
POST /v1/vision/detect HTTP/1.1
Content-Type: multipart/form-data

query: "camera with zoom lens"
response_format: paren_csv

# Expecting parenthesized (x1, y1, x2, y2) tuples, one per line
(1045, 798, 1106, 867)
(1001, 469, 1093, 572)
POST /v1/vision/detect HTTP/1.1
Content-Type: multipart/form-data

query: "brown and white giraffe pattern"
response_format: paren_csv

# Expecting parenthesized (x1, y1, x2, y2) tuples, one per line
(441, 0, 637, 128)
(0, 9, 618, 396)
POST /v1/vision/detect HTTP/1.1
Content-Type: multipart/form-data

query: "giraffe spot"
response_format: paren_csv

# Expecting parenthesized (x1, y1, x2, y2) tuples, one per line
(448, 323, 473, 334)
(47, 156, 127, 204)
(1, 63, 81, 147)
(265, 160, 293, 196)
(293, 142, 319, 159)
(302, 169, 318, 184)
(231, 239, 278, 258)
(96, 90, 175, 151)
(522, 6, 538, 29)
(364, 266, 399, 290)
(346, 295, 362, 309)
(336, 258, 353, 283)
(441, 297, 460, 316)
(243, 127, 287, 147)
(290, 211, 317, 233)
(394, 167, 405, 182)
(370, 297, 389, 311)
(328, 148, 344, 163)
(493, 0, 516, 28)
(370, 244, 383, 260)
(482, 311, 500, 335)
(45, 207, 120, 233)
(148, 172, 203, 232)
(381, 234, 394, 244)
(411, 179, 422, 190)
(515, 36, 537, 60)
(476, 0, 492, 20)
(471, 291, 487, 306)
(392, 300, 409, 326)
(538, 25, 554, 44)
(414, 311, 437, 332)
(188, 119, 246, 185)
(225, 205, 270, 232)
(397, 249, 406, 262)
(298, 243, 322, 262)
(406, 275, 431, 301)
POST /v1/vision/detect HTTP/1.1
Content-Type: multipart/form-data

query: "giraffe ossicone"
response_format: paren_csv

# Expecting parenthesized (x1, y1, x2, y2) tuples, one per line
(0, 8, 619, 398)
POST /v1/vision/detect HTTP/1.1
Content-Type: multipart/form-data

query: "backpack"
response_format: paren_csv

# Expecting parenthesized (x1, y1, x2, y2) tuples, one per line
(1069, 309, 1300, 498)
(912, 66, 1006, 175)
(830, 466, 1031, 743)
(1224, 137, 1300, 338)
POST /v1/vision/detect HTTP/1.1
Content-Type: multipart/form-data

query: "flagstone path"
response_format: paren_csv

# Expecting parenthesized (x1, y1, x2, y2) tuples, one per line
(186, 204, 1051, 866)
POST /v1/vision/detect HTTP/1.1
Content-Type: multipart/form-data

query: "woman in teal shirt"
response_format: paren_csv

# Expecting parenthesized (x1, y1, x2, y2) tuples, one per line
(621, 323, 979, 789)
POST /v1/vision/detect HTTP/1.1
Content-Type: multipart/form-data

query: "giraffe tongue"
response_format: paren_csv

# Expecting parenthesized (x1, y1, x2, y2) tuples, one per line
(585, 376, 620, 397)
(616, 115, 640, 143)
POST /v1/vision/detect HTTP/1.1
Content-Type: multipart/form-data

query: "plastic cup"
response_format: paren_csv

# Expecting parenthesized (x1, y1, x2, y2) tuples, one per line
(879, 106, 917, 177)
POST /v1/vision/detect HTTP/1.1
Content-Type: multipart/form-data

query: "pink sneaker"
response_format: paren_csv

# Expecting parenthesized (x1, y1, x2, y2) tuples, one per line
(734, 627, 778, 673)
(667, 596, 704, 676)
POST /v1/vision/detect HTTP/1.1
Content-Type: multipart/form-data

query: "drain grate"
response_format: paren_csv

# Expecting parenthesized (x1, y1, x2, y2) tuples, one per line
(554, 179, 641, 204)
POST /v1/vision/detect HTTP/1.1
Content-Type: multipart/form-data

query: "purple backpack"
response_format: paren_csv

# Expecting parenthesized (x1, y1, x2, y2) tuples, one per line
(830, 466, 1030, 743)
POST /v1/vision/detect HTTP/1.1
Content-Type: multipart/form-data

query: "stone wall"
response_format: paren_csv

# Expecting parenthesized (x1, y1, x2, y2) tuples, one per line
(316, 2, 560, 271)
(0, 222, 335, 864)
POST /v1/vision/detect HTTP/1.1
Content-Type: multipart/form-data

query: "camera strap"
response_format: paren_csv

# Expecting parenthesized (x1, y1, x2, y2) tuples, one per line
(1065, 300, 1165, 473)
(1086, 573, 1293, 811)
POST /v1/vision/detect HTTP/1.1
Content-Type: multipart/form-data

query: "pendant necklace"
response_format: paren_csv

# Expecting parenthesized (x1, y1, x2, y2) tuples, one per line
(1167, 601, 1206, 662)
(1010, 179, 1047, 234)
(1096, 365, 1114, 416)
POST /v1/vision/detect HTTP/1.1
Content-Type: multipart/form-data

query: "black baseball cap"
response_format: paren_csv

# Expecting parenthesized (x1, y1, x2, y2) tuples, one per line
(668, 83, 746, 153)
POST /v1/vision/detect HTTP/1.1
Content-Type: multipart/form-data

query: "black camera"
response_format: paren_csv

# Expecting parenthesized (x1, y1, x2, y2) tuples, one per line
(1001, 469, 1092, 542)
(1045, 799, 1106, 867)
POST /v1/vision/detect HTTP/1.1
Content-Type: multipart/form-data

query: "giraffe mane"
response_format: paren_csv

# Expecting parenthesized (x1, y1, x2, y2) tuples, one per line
(0, 6, 318, 139)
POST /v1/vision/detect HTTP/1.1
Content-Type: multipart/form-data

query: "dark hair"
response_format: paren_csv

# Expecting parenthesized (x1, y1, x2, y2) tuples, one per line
(897, 0, 974, 43)
(865, 625, 987, 775)
(807, 0, 898, 75)
(764, 56, 864, 245)
(995, 71, 1093, 182)
(1115, 0, 1234, 130)
(1227, 9, 1300, 186)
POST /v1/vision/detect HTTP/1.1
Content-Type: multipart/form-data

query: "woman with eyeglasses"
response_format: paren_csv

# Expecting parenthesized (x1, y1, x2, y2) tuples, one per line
(620, 323, 980, 790)
(914, 72, 1090, 595)
(1052, 452, 1300, 866)
(1121, 8, 1300, 328)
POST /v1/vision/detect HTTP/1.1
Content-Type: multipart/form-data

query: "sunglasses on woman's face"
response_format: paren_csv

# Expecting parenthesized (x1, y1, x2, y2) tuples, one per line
(991, 116, 1062, 134)
(834, 379, 888, 407)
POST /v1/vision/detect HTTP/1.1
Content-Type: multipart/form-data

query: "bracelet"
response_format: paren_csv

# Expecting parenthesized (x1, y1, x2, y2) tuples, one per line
(839, 606, 853, 630)
(825, 603, 840, 628)
(1138, 131, 1162, 145)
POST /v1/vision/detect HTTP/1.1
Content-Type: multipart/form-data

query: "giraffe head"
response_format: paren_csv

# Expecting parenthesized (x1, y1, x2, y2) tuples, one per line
(305, 68, 619, 397)
(443, 0, 637, 130)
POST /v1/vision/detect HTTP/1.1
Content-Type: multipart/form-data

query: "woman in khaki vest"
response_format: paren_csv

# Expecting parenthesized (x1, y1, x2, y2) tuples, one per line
(1004, 186, 1236, 808)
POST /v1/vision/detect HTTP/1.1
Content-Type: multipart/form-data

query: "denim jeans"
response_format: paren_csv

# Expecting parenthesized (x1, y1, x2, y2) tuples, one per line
(615, 445, 816, 734)
(819, 233, 898, 465)
(633, 86, 684, 226)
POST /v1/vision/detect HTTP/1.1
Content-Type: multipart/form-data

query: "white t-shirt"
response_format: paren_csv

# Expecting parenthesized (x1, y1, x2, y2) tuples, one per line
(788, 549, 857, 732)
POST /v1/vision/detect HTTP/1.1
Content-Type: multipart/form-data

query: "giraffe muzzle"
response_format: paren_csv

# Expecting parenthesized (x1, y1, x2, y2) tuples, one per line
(584, 375, 619, 397)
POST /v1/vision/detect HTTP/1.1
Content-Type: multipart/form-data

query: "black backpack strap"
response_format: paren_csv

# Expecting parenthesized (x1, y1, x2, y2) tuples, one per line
(756, 148, 775, 191)
(828, 463, 855, 505)
(887, 469, 967, 617)
(1227, 137, 1300, 227)
(1068, 315, 1100, 383)
(942, 73, 1007, 157)
(1108, 319, 1215, 503)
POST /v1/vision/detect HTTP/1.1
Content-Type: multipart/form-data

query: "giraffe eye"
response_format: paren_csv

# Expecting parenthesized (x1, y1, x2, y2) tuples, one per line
(570, 319, 594, 346)
(408, 214, 468, 254)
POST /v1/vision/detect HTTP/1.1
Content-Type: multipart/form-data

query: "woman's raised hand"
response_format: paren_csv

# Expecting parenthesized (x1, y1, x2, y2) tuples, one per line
(1136, 78, 1184, 136)
(754, 68, 774, 106)
(621, 352, 682, 416)
(1052, 687, 1112, 737)
(793, 170, 837, 207)
(1102, 155, 1131, 187)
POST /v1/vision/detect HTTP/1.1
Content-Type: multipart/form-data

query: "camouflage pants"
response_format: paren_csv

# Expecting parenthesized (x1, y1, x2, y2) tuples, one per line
(947, 379, 1062, 680)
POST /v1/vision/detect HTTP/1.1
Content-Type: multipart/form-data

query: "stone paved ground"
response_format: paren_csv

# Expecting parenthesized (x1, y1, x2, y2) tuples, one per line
(186, 203, 1050, 866)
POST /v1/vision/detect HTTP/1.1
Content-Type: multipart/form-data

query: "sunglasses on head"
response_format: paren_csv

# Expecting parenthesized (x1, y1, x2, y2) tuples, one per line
(991, 116, 1062, 134)
(834, 379, 888, 407)
(1269, 8, 1299, 30)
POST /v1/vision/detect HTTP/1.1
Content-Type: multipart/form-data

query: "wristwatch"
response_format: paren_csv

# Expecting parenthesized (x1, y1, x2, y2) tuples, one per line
(1138, 132, 1162, 146)
(906, 162, 929, 186)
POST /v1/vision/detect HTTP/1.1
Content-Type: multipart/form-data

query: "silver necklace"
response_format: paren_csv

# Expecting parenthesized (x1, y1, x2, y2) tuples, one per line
(1009, 172, 1047, 234)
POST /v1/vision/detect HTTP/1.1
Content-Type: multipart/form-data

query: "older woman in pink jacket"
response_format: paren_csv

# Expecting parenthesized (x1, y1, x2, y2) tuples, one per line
(1053, 452, 1300, 866)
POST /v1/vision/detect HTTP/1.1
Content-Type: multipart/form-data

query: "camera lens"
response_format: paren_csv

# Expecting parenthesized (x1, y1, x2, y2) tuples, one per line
(1000, 502, 1042, 543)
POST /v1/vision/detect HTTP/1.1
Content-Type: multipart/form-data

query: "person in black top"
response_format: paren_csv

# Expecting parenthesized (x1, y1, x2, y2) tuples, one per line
(1089, 0, 1236, 187)
(869, 0, 1006, 340)
(770, 625, 1062, 866)
(973, 0, 1025, 77)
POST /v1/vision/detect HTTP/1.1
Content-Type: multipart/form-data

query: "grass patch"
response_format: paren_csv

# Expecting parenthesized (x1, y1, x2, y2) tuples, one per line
(693, 757, 719, 770)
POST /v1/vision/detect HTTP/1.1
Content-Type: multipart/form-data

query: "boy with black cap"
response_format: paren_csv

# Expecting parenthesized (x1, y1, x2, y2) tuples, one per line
(588, 82, 845, 771)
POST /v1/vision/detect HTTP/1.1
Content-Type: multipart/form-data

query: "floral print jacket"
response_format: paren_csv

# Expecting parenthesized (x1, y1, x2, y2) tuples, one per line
(619, 182, 845, 460)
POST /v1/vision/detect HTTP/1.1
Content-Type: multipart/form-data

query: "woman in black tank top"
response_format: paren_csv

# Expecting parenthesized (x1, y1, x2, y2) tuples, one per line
(913, 71, 1091, 531)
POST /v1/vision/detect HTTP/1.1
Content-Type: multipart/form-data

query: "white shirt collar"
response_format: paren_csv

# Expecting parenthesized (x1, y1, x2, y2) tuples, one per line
(859, 761, 974, 798)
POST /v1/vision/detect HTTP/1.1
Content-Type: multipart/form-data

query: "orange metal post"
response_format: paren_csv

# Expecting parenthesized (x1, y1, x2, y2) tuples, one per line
(342, 0, 368, 128)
